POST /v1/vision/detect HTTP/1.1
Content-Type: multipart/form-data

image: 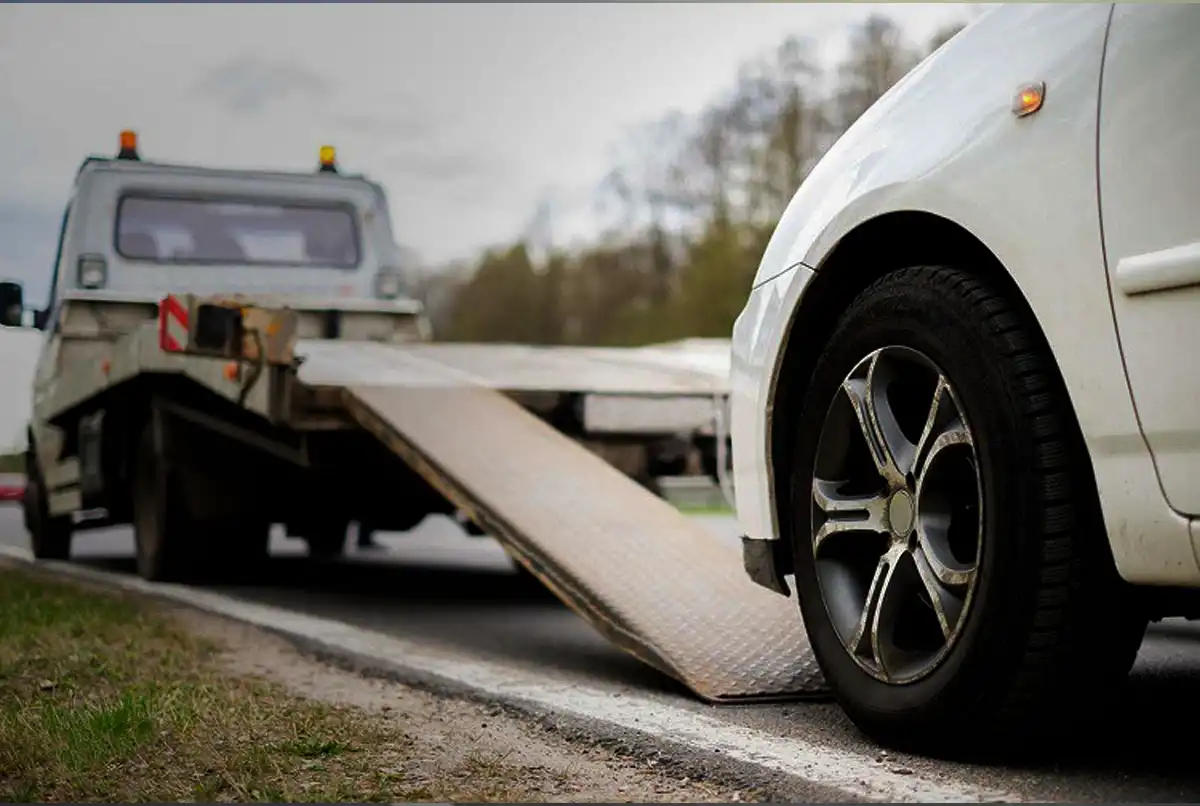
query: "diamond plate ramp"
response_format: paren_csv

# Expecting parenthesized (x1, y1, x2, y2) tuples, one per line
(342, 383, 827, 702)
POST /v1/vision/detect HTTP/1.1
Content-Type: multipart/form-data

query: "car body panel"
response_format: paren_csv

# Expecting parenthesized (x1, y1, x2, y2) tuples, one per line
(732, 3, 1200, 586)
(730, 264, 814, 539)
(1096, 4, 1200, 517)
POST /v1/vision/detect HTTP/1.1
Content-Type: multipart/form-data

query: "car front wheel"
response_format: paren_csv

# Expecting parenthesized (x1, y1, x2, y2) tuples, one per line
(789, 265, 1147, 752)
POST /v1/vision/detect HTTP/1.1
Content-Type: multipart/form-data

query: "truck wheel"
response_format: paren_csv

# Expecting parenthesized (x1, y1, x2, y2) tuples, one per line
(205, 520, 271, 579)
(456, 511, 486, 536)
(131, 426, 197, 582)
(303, 519, 348, 560)
(788, 266, 1147, 752)
(699, 436, 732, 484)
(24, 456, 73, 561)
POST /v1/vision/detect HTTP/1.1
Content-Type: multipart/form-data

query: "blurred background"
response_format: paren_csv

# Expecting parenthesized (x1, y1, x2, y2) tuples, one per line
(0, 2, 984, 452)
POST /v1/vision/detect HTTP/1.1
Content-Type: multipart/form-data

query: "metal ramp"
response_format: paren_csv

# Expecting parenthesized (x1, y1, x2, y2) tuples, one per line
(339, 380, 828, 702)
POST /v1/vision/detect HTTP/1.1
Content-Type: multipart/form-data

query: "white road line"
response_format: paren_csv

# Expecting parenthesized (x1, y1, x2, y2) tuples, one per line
(0, 546, 1023, 804)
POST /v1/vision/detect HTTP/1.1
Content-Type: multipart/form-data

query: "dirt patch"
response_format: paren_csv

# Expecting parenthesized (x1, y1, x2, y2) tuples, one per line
(175, 608, 750, 802)
(0, 564, 752, 802)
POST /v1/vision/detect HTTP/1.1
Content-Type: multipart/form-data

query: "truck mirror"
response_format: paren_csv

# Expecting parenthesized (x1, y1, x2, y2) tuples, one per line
(0, 282, 24, 328)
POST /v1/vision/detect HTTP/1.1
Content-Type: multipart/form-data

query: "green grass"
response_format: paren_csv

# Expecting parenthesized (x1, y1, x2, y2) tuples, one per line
(0, 566, 556, 803)
(672, 501, 734, 516)
(0, 453, 24, 474)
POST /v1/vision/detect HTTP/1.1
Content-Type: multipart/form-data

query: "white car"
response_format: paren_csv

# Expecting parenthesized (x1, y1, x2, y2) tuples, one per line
(731, 3, 1200, 749)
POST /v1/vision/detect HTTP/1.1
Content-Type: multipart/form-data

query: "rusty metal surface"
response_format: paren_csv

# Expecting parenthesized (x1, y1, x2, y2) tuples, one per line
(342, 381, 827, 702)
(296, 340, 729, 396)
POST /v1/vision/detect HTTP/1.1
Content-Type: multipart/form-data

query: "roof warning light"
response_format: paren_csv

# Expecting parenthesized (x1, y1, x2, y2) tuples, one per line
(118, 129, 140, 161)
(318, 144, 338, 173)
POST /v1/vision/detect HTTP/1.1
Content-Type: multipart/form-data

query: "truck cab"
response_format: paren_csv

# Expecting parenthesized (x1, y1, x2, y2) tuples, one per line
(7, 133, 439, 571)
(6, 132, 420, 329)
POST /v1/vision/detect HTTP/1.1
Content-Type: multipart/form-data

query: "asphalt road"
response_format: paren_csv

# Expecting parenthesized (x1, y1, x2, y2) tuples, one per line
(5, 505, 1200, 802)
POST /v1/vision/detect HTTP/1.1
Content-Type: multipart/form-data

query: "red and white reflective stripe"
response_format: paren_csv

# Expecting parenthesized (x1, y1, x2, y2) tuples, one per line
(158, 294, 190, 352)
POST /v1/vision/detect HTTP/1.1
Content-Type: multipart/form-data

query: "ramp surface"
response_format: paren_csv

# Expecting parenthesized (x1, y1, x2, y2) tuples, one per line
(341, 380, 827, 702)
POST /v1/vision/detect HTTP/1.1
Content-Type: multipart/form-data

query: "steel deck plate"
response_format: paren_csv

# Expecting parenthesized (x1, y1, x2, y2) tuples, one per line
(342, 381, 827, 702)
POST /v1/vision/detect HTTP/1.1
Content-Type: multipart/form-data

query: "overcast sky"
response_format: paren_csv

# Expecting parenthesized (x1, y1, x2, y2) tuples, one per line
(0, 2, 977, 306)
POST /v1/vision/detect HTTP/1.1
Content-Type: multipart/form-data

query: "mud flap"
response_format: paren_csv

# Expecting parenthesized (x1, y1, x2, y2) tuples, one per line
(341, 383, 827, 702)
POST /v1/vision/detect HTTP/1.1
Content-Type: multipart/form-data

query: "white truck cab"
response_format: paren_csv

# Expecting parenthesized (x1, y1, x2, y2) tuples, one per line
(23, 132, 416, 325)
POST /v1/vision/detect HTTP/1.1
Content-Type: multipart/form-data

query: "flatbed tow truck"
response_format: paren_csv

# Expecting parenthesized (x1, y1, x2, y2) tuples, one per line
(6, 132, 827, 703)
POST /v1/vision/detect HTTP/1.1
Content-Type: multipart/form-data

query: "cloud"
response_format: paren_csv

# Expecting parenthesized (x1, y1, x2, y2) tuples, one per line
(334, 113, 438, 143)
(192, 55, 332, 116)
(1, 3, 977, 270)
(380, 147, 508, 186)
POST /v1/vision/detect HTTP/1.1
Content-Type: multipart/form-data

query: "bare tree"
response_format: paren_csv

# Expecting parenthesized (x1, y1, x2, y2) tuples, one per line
(832, 14, 919, 131)
(926, 21, 968, 56)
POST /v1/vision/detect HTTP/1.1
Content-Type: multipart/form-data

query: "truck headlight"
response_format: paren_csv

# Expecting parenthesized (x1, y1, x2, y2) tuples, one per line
(373, 271, 404, 299)
(77, 255, 108, 289)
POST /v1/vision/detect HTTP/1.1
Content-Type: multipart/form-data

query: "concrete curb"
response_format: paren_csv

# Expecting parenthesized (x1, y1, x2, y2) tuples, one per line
(0, 546, 1022, 804)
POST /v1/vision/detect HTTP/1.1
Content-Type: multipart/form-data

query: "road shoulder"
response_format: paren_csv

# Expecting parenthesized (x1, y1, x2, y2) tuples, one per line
(0, 547, 1020, 803)
(0, 563, 749, 803)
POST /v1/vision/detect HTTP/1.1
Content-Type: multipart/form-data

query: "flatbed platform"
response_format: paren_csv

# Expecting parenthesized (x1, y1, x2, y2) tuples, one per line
(339, 375, 826, 702)
(297, 341, 729, 395)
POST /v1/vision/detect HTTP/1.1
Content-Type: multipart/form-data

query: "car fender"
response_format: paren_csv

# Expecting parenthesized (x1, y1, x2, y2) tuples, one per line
(737, 2, 1199, 584)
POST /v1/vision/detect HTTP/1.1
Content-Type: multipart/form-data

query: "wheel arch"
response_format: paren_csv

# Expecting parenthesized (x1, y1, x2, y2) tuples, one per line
(767, 210, 1096, 573)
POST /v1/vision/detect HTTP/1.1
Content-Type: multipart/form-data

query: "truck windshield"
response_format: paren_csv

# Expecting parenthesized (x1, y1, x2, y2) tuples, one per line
(115, 195, 360, 269)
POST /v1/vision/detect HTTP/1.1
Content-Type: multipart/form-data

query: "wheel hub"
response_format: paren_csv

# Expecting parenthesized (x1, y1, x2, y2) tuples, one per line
(887, 489, 915, 538)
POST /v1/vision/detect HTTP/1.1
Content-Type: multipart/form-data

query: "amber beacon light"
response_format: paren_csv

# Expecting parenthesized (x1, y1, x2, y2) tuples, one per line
(318, 144, 338, 173)
(117, 129, 140, 160)
(1011, 82, 1045, 118)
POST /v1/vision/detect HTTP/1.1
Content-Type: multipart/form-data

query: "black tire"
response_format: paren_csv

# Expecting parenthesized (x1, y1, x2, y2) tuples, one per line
(356, 521, 381, 547)
(131, 424, 198, 582)
(303, 519, 348, 559)
(24, 454, 73, 561)
(204, 520, 271, 581)
(788, 265, 1146, 753)
(698, 436, 732, 484)
(513, 561, 541, 587)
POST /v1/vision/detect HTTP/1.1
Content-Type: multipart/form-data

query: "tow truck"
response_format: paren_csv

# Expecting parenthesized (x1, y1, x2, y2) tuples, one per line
(5, 132, 827, 704)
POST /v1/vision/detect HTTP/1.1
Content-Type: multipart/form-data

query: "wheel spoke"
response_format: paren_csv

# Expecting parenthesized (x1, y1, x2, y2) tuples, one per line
(842, 354, 906, 487)
(914, 416, 978, 588)
(915, 418, 973, 491)
(868, 549, 905, 681)
(847, 554, 890, 661)
(911, 545, 964, 639)
(812, 478, 889, 552)
(909, 376, 950, 477)
(914, 519, 976, 588)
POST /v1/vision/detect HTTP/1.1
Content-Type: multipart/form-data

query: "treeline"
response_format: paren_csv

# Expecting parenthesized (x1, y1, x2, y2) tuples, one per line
(421, 14, 966, 346)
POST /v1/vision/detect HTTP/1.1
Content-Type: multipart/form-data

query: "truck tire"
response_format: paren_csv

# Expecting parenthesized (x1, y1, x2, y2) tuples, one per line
(24, 454, 73, 561)
(131, 425, 198, 582)
(698, 436, 732, 484)
(206, 520, 271, 579)
(303, 519, 348, 560)
(647, 436, 690, 478)
(788, 265, 1147, 752)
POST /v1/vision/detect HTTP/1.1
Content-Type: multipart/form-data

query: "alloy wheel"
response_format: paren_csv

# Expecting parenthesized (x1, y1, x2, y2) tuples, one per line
(810, 345, 983, 684)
